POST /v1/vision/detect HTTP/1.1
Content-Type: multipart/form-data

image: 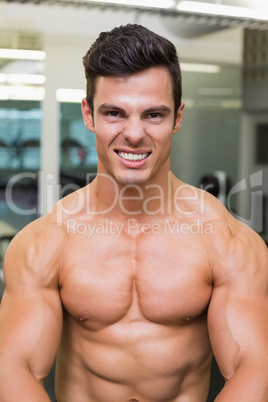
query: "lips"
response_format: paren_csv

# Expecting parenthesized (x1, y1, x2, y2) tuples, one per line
(117, 152, 150, 161)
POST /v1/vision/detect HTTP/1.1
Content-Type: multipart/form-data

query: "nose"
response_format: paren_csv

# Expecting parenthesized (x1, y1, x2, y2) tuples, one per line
(123, 117, 145, 144)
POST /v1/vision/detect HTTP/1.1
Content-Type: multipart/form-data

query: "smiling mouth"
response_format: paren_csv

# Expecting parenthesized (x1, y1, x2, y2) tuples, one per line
(117, 151, 151, 162)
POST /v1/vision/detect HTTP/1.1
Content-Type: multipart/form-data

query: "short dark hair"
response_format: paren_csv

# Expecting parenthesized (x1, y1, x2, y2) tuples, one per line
(82, 24, 182, 118)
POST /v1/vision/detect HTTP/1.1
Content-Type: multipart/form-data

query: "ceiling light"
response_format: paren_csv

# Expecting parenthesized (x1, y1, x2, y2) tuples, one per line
(177, 1, 268, 21)
(0, 85, 45, 101)
(0, 49, 46, 60)
(56, 88, 86, 103)
(4, 74, 46, 85)
(87, 0, 175, 9)
(221, 100, 242, 109)
(182, 98, 195, 108)
(181, 63, 220, 73)
(198, 87, 235, 96)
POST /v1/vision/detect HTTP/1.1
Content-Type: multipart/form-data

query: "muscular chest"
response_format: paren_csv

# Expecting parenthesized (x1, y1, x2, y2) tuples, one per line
(60, 228, 212, 328)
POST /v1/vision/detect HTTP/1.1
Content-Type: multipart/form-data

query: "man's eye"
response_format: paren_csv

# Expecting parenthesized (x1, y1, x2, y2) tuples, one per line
(106, 111, 119, 117)
(148, 113, 162, 119)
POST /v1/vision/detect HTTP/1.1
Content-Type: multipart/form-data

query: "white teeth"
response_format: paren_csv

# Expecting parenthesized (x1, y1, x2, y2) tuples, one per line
(118, 152, 149, 161)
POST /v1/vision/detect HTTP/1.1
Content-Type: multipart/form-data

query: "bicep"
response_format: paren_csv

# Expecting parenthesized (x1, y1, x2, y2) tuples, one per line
(208, 286, 268, 381)
(208, 229, 268, 381)
(0, 284, 63, 381)
(0, 224, 64, 382)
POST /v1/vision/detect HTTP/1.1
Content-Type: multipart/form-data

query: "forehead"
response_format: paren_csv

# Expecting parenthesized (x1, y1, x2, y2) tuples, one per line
(94, 67, 174, 108)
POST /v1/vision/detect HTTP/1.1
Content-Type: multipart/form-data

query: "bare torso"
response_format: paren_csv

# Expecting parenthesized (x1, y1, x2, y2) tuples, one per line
(55, 200, 215, 401)
(1, 62, 267, 402)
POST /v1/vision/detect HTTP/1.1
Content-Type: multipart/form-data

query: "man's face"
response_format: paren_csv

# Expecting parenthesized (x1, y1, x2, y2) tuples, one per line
(82, 67, 184, 186)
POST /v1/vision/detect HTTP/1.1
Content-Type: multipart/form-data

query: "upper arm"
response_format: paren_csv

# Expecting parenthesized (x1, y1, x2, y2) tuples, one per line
(208, 222, 268, 382)
(0, 219, 65, 382)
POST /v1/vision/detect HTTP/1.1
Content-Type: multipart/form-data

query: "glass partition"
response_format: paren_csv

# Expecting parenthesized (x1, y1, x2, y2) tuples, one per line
(0, 43, 44, 234)
(171, 62, 242, 210)
(0, 100, 41, 171)
(60, 102, 97, 170)
(0, 100, 41, 230)
(59, 102, 97, 194)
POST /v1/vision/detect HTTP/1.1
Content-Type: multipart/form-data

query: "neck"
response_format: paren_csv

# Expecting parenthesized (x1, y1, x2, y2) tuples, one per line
(89, 169, 180, 222)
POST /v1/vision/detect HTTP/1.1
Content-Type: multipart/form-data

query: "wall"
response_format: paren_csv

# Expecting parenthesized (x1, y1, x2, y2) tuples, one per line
(0, 2, 244, 213)
(0, 2, 243, 63)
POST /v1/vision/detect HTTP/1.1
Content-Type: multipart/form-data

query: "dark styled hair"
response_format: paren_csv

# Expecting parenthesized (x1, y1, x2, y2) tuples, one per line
(82, 24, 182, 118)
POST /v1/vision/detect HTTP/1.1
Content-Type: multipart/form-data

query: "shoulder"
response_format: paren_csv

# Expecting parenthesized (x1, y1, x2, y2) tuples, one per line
(4, 214, 68, 287)
(203, 193, 268, 286)
(8, 212, 68, 252)
(178, 183, 268, 284)
(6, 183, 93, 262)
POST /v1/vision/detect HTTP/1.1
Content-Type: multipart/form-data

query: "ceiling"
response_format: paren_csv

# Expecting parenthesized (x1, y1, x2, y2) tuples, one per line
(0, 0, 267, 100)
(0, 0, 268, 30)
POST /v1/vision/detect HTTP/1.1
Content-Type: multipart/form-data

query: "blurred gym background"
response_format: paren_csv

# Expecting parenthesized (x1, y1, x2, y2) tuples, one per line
(0, 1, 268, 400)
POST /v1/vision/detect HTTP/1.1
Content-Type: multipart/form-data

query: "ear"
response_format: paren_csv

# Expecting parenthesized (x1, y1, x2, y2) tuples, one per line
(81, 98, 95, 132)
(172, 102, 185, 134)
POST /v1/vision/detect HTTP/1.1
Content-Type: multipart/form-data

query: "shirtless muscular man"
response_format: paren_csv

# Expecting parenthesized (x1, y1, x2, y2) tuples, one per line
(0, 24, 267, 402)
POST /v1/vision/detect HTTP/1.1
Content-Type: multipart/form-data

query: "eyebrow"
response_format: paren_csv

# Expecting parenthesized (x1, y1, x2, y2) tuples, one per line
(143, 105, 172, 114)
(98, 103, 172, 115)
(98, 104, 126, 114)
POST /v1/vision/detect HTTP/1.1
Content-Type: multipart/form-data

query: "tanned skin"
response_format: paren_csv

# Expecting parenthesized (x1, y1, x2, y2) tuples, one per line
(0, 67, 267, 402)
